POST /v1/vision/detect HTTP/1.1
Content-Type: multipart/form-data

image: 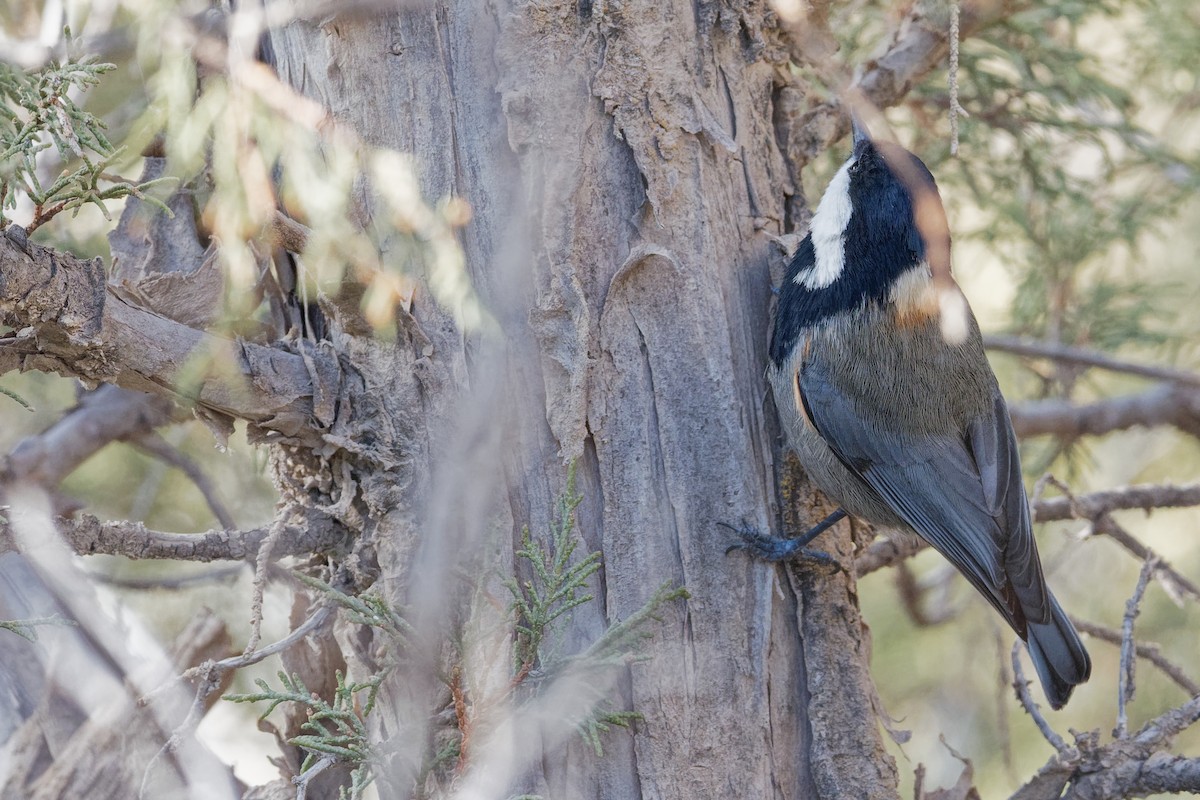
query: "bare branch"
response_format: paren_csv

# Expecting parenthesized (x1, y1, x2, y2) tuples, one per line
(1, 513, 346, 562)
(1070, 617, 1199, 696)
(1117, 559, 1156, 738)
(856, 483, 1200, 576)
(1035, 483, 1200, 522)
(132, 433, 237, 531)
(784, 0, 1033, 167)
(1007, 385, 1200, 440)
(0, 232, 339, 444)
(1, 385, 175, 487)
(984, 335, 1200, 388)
(1010, 641, 1067, 753)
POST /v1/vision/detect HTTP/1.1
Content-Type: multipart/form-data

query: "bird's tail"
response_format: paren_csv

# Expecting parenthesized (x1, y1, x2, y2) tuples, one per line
(1025, 591, 1091, 710)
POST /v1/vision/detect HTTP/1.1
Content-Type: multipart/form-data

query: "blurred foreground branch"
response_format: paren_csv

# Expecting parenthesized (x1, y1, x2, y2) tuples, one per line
(783, 0, 1033, 165)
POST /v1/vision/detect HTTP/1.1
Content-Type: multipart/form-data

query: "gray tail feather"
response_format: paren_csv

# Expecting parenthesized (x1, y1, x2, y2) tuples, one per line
(1025, 592, 1092, 710)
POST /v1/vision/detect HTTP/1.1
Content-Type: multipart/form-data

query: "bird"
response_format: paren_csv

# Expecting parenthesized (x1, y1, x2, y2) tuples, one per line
(731, 115, 1091, 709)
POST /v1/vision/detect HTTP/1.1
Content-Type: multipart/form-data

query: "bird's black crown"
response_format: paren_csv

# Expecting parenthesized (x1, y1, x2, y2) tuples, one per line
(770, 137, 946, 368)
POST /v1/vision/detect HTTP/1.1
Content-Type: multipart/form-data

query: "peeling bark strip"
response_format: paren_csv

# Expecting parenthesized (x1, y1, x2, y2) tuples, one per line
(0, 231, 338, 443)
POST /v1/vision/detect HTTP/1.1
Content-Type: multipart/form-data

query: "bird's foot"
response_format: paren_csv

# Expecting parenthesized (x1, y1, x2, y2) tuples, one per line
(720, 521, 843, 572)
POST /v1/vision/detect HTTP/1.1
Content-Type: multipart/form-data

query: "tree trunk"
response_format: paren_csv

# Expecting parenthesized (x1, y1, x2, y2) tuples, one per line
(265, 2, 895, 798)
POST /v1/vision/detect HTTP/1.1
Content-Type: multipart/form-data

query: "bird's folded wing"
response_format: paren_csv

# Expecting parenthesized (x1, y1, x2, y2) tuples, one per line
(799, 359, 1050, 635)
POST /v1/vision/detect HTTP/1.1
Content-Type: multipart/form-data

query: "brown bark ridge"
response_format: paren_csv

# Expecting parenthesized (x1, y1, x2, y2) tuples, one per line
(262, 1, 897, 798)
(0, 226, 339, 446)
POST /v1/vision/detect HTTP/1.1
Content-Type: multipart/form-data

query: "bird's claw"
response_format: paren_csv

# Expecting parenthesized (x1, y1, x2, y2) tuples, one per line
(720, 521, 843, 572)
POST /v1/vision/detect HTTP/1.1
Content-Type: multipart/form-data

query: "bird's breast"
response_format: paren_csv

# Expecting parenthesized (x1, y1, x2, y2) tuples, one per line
(812, 305, 995, 435)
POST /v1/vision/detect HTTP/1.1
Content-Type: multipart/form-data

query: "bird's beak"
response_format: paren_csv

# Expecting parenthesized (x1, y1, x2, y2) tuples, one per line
(851, 111, 870, 147)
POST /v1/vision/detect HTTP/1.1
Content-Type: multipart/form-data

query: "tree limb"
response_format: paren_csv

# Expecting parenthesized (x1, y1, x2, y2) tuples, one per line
(1064, 753, 1200, 800)
(856, 483, 1200, 576)
(984, 335, 1200, 388)
(0, 513, 347, 562)
(0, 230, 339, 444)
(1, 384, 175, 487)
(1013, 697, 1200, 800)
(1007, 385, 1200, 440)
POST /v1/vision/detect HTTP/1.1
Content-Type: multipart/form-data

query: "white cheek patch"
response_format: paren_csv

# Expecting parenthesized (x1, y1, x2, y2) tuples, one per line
(795, 157, 855, 289)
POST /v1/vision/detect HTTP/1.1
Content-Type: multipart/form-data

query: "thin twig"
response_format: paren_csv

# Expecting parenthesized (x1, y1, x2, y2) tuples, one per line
(1011, 641, 1067, 753)
(1090, 515, 1200, 606)
(139, 681, 209, 800)
(1070, 616, 1199, 696)
(855, 482, 1200, 576)
(182, 605, 333, 681)
(133, 433, 237, 531)
(88, 564, 246, 590)
(948, 0, 966, 156)
(1117, 558, 1157, 739)
(244, 512, 290, 656)
(293, 755, 335, 800)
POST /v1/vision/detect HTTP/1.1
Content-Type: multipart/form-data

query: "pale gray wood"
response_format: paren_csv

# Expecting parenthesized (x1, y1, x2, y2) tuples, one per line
(265, 2, 897, 798)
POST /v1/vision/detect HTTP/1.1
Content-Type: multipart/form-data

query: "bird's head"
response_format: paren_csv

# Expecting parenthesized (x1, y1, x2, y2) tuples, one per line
(772, 113, 968, 368)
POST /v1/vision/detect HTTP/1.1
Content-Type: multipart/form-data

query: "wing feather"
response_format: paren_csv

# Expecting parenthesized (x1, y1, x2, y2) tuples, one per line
(800, 355, 1050, 635)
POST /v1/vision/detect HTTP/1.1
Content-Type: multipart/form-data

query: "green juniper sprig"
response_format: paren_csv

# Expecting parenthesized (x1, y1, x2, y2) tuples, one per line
(504, 464, 690, 754)
(225, 669, 376, 799)
(0, 34, 172, 232)
(0, 614, 76, 642)
(504, 462, 602, 682)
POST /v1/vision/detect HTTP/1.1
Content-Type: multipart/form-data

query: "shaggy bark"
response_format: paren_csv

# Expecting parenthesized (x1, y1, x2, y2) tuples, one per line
(258, 1, 899, 797)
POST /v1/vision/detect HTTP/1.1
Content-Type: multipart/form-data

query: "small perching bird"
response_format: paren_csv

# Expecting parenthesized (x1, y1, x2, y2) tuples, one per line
(730, 116, 1091, 709)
